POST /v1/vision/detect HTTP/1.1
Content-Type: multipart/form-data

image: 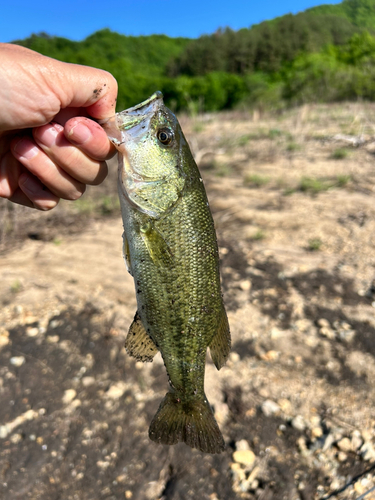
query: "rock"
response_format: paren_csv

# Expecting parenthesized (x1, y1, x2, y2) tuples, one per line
(338, 329, 356, 343)
(0, 329, 10, 349)
(261, 400, 280, 417)
(337, 437, 352, 453)
(233, 450, 256, 467)
(351, 430, 363, 451)
(292, 415, 306, 431)
(318, 318, 330, 328)
(229, 352, 240, 363)
(62, 389, 76, 404)
(311, 427, 323, 439)
(231, 462, 246, 487)
(261, 350, 279, 361)
(106, 382, 127, 399)
(319, 326, 335, 340)
(96, 460, 110, 470)
(236, 439, 250, 451)
(360, 441, 375, 461)
(82, 376, 95, 387)
(10, 433, 22, 444)
(46, 335, 60, 343)
(278, 398, 292, 413)
(26, 326, 39, 337)
(0, 409, 38, 439)
(10, 356, 25, 367)
(239, 280, 251, 291)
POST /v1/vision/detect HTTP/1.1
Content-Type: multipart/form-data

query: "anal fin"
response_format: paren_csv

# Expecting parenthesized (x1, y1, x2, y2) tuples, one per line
(125, 312, 158, 362)
(209, 307, 231, 370)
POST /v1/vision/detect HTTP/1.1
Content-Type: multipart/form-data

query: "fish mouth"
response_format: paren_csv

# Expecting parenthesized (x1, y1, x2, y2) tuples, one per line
(100, 91, 164, 145)
(115, 91, 163, 132)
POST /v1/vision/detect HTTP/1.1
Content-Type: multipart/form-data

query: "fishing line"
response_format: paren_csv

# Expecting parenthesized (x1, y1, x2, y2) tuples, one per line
(355, 485, 375, 500)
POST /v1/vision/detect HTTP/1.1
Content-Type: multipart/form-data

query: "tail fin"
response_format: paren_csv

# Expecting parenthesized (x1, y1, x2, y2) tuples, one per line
(148, 392, 225, 454)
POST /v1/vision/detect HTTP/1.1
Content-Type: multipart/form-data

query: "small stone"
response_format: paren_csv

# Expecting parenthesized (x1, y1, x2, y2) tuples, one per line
(96, 460, 110, 470)
(10, 433, 22, 444)
(0, 330, 10, 349)
(330, 478, 342, 491)
(82, 376, 95, 387)
(351, 431, 363, 451)
(235, 439, 250, 451)
(230, 462, 246, 482)
(292, 415, 306, 431)
(233, 450, 256, 467)
(310, 415, 321, 426)
(106, 382, 127, 399)
(337, 437, 352, 453)
(261, 400, 280, 417)
(261, 350, 279, 361)
(46, 335, 60, 343)
(62, 389, 76, 405)
(239, 280, 251, 291)
(338, 329, 356, 343)
(360, 441, 375, 461)
(125, 491, 133, 499)
(277, 398, 292, 413)
(26, 327, 39, 337)
(10, 356, 25, 367)
(318, 318, 330, 328)
(270, 328, 285, 339)
(311, 427, 323, 439)
(229, 352, 240, 363)
(338, 451, 348, 462)
(319, 326, 335, 339)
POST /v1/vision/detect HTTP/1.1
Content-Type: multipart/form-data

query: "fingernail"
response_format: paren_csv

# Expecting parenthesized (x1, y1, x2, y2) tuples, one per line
(13, 138, 39, 160)
(67, 122, 92, 144)
(37, 123, 62, 147)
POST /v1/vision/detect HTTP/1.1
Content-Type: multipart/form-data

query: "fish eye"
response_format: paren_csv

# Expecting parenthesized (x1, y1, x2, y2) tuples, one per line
(157, 128, 174, 146)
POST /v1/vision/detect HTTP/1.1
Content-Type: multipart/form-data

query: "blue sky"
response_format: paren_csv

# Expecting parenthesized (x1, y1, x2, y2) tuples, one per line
(1, 0, 342, 42)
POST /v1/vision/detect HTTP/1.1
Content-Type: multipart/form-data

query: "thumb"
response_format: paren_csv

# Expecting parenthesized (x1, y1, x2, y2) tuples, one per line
(58, 61, 118, 120)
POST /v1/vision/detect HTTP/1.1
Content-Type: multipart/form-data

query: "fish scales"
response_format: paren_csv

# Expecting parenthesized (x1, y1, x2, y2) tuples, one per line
(102, 92, 230, 454)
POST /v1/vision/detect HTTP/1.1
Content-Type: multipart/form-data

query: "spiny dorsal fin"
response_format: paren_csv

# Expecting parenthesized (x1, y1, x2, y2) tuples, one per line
(125, 312, 158, 362)
(209, 307, 231, 370)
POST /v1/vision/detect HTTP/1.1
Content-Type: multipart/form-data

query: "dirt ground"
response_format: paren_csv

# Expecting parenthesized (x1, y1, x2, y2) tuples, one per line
(1, 102, 375, 500)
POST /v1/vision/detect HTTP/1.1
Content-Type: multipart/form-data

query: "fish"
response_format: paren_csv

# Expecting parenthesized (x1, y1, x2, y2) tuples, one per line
(102, 92, 230, 454)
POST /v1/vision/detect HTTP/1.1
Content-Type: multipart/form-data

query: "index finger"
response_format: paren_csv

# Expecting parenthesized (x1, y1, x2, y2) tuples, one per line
(64, 116, 116, 161)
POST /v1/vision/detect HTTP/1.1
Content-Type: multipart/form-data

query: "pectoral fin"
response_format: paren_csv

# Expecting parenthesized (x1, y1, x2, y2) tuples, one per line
(140, 222, 173, 267)
(125, 312, 158, 362)
(209, 308, 231, 370)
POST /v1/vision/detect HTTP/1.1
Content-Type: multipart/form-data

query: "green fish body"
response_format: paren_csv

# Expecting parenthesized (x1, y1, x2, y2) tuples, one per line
(103, 92, 230, 454)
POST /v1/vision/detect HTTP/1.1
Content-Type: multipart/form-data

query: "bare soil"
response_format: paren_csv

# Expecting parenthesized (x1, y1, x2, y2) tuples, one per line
(1, 102, 375, 500)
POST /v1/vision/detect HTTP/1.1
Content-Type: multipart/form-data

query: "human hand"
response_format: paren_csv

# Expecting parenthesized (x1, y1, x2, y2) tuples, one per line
(0, 43, 118, 210)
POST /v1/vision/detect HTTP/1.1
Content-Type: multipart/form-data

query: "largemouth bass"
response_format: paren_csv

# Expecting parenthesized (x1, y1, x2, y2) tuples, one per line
(102, 92, 230, 454)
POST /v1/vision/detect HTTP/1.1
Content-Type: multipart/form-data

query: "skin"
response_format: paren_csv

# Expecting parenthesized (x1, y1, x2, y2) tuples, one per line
(0, 43, 118, 210)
